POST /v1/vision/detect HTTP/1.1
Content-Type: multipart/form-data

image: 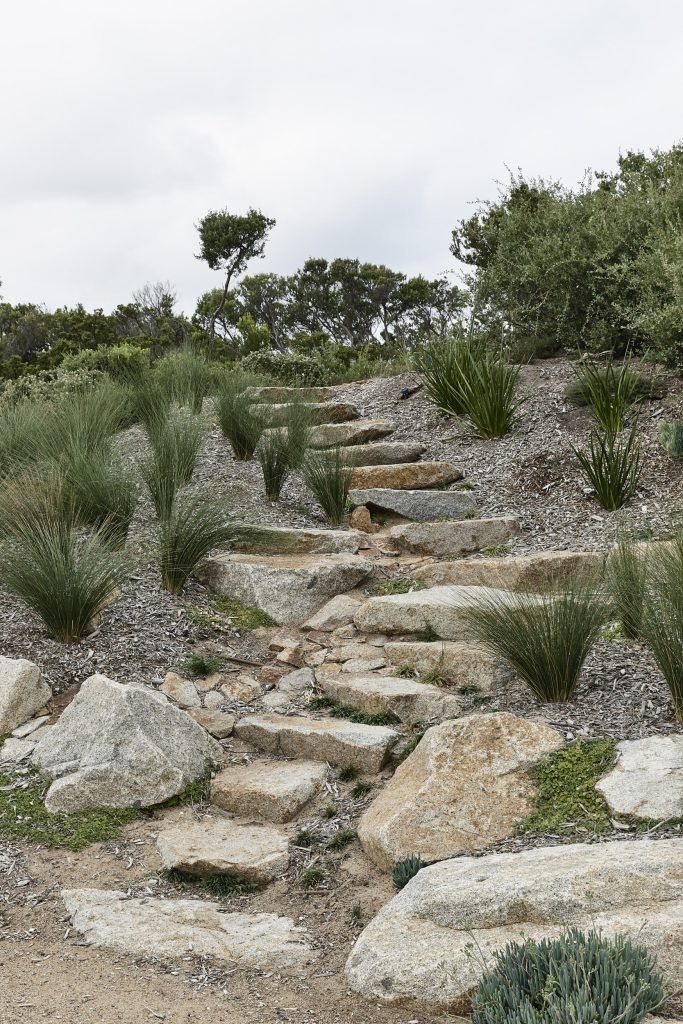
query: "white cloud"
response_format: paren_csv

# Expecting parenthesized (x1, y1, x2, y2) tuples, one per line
(1, 0, 682, 313)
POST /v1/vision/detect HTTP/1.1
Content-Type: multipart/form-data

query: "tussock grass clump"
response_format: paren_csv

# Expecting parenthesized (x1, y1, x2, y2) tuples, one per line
(66, 450, 138, 548)
(142, 412, 204, 520)
(463, 585, 607, 703)
(45, 382, 129, 460)
(573, 423, 642, 511)
(471, 929, 665, 1024)
(640, 533, 683, 722)
(126, 372, 174, 434)
(303, 447, 352, 526)
(216, 386, 265, 460)
(606, 535, 647, 639)
(155, 349, 215, 414)
(159, 490, 235, 595)
(183, 653, 222, 677)
(327, 827, 357, 851)
(276, 398, 313, 470)
(567, 358, 664, 428)
(257, 429, 291, 501)
(659, 419, 683, 458)
(0, 401, 51, 478)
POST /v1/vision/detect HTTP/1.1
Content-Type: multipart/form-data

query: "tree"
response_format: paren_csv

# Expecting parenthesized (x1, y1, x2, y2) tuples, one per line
(196, 208, 275, 350)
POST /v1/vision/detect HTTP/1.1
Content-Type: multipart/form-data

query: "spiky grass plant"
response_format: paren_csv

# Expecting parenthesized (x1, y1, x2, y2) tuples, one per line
(639, 532, 683, 722)
(471, 929, 665, 1024)
(66, 450, 138, 548)
(155, 349, 215, 414)
(573, 423, 642, 511)
(303, 447, 352, 526)
(567, 358, 663, 429)
(216, 386, 265, 460)
(456, 351, 524, 439)
(0, 401, 52, 478)
(158, 490, 235, 595)
(141, 412, 204, 520)
(463, 584, 607, 703)
(606, 534, 647, 639)
(44, 382, 129, 461)
(125, 371, 174, 434)
(281, 399, 313, 470)
(257, 430, 290, 501)
(414, 335, 479, 417)
(392, 854, 425, 891)
(0, 512, 127, 643)
(659, 420, 683, 458)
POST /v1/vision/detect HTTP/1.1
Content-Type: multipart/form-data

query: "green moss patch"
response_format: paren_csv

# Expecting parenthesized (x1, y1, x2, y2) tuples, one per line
(165, 868, 261, 898)
(521, 739, 617, 837)
(0, 770, 141, 851)
(371, 579, 427, 596)
(214, 596, 276, 630)
(310, 695, 399, 727)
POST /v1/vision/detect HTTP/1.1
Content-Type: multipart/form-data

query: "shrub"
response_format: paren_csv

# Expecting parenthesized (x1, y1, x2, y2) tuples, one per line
(142, 412, 204, 520)
(240, 349, 328, 386)
(392, 854, 425, 891)
(659, 420, 683, 458)
(606, 535, 647, 639)
(573, 424, 642, 511)
(216, 386, 265, 460)
(640, 532, 683, 722)
(463, 585, 606, 702)
(566, 360, 664, 429)
(66, 450, 138, 548)
(303, 447, 352, 526)
(0, 517, 127, 642)
(471, 929, 665, 1024)
(257, 430, 290, 501)
(158, 490, 235, 595)
(0, 367, 107, 406)
(60, 343, 151, 383)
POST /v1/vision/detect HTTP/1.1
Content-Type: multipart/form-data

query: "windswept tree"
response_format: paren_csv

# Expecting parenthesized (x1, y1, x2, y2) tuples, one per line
(196, 208, 275, 350)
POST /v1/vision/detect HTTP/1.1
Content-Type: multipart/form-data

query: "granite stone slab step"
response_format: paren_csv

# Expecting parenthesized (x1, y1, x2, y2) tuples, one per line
(354, 585, 539, 640)
(320, 673, 462, 723)
(350, 462, 463, 491)
(382, 640, 513, 691)
(232, 523, 364, 555)
(389, 517, 520, 557)
(199, 553, 373, 625)
(234, 713, 399, 772)
(260, 400, 359, 426)
(348, 488, 476, 522)
(157, 818, 290, 882)
(308, 419, 395, 448)
(413, 549, 604, 588)
(342, 441, 426, 466)
(211, 759, 328, 823)
(246, 385, 340, 403)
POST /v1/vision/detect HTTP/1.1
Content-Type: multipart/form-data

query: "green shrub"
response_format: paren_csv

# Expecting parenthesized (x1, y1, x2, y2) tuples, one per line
(573, 424, 642, 511)
(216, 386, 265, 460)
(640, 532, 683, 722)
(464, 585, 606, 703)
(606, 535, 647, 639)
(392, 854, 425, 891)
(240, 349, 328, 386)
(659, 420, 683, 458)
(257, 429, 290, 501)
(158, 490, 235, 595)
(142, 412, 204, 520)
(566, 360, 664, 429)
(61, 343, 151, 383)
(303, 447, 352, 526)
(182, 653, 222, 677)
(0, 367, 107, 406)
(471, 929, 664, 1024)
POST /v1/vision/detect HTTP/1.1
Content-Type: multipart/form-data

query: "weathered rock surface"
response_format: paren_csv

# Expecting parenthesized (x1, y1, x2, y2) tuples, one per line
(232, 523, 363, 555)
(358, 713, 563, 869)
(383, 640, 512, 691)
(0, 657, 52, 735)
(199, 553, 373, 625)
(345, 839, 683, 1012)
(188, 708, 236, 739)
(596, 735, 683, 820)
(343, 441, 426, 466)
(32, 675, 221, 812)
(262, 400, 359, 426)
(278, 667, 316, 693)
(320, 674, 462, 724)
(211, 759, 327, 822)
(390, 518, 521, 558)
(63, 889, 316, 967)
(341, 656, 387, 673)
(11, 715, 50, 738)
(157, 818, 289, 882)
(246, 384, 338, 404)
(220, 674, 264, 703)
(348, 488, 476, 522)
(302, 594, 363, 632)
(235, 714, 399, 772)
(350, 462, 463, 491)
(160, 672, 201, 709)
(309, 419, 395, 448)
(354, 584, 529, 639)
(413, 549, 604, 589)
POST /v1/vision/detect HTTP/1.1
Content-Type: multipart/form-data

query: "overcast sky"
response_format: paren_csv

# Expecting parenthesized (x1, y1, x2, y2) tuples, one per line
(2, 0, 682, 314)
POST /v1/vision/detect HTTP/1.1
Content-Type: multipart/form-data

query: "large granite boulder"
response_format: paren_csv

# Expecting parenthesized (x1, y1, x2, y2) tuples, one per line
(383, 640, 512, 691)
(343, 441, 425, 466)
(358, 712, 563, 869)
(211, 759, 327, 822)
(261, 400, 359, 426)
(309, 419, 395, 448)
(32, 675, 221, 812)
(320, 674, 462, 724)
(596, 735, 683, 820)
(0, 657, 51, 734)
(346, 839, 683, 1013)
(232, 524, 363, 555)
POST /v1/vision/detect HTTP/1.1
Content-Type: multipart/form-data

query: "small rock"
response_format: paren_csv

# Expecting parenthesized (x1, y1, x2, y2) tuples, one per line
(349, 506, 376, 533)
(278, 667, 316, 694)
(302, 594, 363, 632)
(189, 709, 236, 739)
(195, 672, 224, 693)
(305, 650, 327, 667)
(276, 646, 305, 668)
(260, 664, 289, 684)
(0, 657, 52, 735)
(341, 656, 387, 674)
(203, 690, 227, 709)
(211, 759, 327, 823)
(157, 818, 289, 883)
(160, 672, 201, 709)
(11, 715, 51, 739)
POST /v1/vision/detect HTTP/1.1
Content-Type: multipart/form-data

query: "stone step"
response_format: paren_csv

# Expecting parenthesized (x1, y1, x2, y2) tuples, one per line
(232, 523, 364, 556)
(260, 400, 359, 426)
(595, 735, 683, 821)
(157, 817, 290, 883)
(350, 462, 463, 491)
(383, 640, 512, 691)
(345, 838, 683, 1011)
(320, 673, 462, 724)
(348, 488, 476, 522)
(211, 759, 328, 823)
(389, 517, 520, 557)
(354, 584, 538, 640)
(413, 549, 604, 588)
(234, 713, 399, 772)
(309, 419, 395, 448)
(342, 441, 425, 466)
(199, 553, 373, 625)
(246, 385, 339, 404)
(63, 889, 316, 968)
